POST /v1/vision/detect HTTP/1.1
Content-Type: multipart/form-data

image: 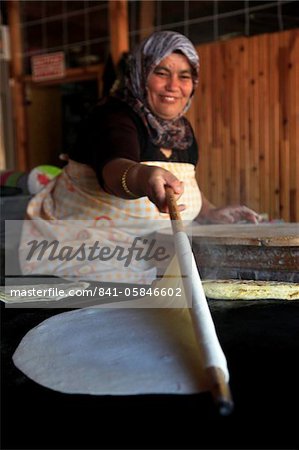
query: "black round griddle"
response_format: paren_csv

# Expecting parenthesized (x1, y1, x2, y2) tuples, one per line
(1, 291, 298, 449)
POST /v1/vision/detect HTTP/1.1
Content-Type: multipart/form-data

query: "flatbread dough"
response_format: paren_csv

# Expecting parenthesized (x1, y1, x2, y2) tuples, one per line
(202, 279, 299, 300)
(13, 307, 209, 395)
(12, 256, 229, 396)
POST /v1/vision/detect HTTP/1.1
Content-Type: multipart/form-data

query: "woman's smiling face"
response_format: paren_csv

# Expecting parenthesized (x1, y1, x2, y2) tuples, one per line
(146, 52, 193, 120)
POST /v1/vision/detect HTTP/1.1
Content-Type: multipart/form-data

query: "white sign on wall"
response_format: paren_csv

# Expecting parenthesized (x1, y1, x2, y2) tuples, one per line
(31, 52, 65, 82)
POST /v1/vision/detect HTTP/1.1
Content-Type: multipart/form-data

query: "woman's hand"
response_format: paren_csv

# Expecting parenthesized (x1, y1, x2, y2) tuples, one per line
(137, 165, 185, 213)
(197, 204, 262, 224)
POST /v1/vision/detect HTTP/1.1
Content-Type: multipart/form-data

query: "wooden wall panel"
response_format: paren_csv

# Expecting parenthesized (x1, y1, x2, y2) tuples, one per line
(258, 33, 270, 216)
(190, 29, 299, 222)
(288, 31, 299, 222)
(268, 32, 280, 220)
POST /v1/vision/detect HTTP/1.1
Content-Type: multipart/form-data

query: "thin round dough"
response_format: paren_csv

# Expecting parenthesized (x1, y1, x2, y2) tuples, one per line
(13, 307, 209, 395)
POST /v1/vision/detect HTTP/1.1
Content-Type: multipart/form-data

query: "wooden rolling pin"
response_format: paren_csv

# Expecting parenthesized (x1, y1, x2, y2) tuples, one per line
(165, 186, 234, 415)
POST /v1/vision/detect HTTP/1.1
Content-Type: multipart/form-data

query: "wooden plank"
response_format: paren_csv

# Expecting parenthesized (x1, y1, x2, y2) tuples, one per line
(227, 38, 241, 204)
(210, 42, 224, 206)
(268, 32, 280, 220)
(203, 44, 213, 202)
(248, 35, 260, 212)
(139, 1, 155, 40)
(288, 29, 299, 222)
(196, 43, 213, 202)
(192, 82, 200, 180)
(220, 41, 231, 205)
(108, 0, 129, 66)
(291, 29, 299, 222)
(7, 0, 28, 171)
(195, 44, 208, 197)
(239, 37, 250, 206)
(258, 33, 270, 216)
(278, 31, 291, 222)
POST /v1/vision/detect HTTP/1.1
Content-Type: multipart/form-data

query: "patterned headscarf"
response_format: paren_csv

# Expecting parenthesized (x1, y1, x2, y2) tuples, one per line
(112, 31, 199, 150)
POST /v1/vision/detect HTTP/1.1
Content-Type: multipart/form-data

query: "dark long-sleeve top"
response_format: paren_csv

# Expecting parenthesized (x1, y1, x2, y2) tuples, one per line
(68, 97, 199, 189)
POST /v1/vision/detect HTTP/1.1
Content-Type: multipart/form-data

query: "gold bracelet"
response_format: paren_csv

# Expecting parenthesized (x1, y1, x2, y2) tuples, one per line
(121, 164, 139, 198)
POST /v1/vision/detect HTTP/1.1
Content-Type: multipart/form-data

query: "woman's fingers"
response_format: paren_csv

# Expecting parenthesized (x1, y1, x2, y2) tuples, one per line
(239, 206, 262, 223)
(145, 167, 185, 213)
(206, 205, 262, 224)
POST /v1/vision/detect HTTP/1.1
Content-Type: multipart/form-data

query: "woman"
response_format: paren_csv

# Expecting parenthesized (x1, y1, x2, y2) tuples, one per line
(19, 31, 261, 285)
